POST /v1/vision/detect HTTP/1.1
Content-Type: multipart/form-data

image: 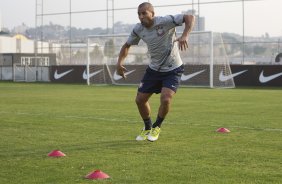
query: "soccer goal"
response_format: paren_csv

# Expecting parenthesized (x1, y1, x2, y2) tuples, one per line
(86, 31, 235, 88)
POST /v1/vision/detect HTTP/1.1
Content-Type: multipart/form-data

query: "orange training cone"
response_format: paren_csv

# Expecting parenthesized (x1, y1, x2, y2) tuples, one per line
(85, 170, 110, 180)
(48, 150, 66, 157)
(216, 127, 230, 133)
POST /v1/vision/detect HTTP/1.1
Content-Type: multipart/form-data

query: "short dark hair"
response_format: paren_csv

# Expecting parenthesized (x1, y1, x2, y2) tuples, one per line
(138, 2, 154, 13)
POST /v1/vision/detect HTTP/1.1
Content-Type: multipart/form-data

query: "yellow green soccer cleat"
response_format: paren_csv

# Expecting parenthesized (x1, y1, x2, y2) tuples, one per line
(147, 126, 161, 142)
(136, 128, 151, 141)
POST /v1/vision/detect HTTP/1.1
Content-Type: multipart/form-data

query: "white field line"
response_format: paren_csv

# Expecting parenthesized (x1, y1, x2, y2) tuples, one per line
(1, 111, 282, 132)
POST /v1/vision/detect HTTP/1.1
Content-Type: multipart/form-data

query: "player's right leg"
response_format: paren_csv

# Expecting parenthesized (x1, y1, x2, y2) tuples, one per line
(135, 92, 152, 141)
(136, 128, 151, 141)
(135, 67, 162, 141)
(135, 92, 152, 121)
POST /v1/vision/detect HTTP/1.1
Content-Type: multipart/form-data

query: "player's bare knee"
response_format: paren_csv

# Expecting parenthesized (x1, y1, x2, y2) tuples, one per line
(160, 94, 172, 106)
(135, 95, 145, 105)
(135, 96, 140, 105)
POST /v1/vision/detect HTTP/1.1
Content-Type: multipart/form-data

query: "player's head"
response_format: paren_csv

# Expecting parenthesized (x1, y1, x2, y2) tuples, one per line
(138, 2, 154, 28)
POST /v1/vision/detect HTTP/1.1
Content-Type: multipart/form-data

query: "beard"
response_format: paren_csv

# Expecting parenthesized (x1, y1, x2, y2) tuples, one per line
(140, 19, 152, 28)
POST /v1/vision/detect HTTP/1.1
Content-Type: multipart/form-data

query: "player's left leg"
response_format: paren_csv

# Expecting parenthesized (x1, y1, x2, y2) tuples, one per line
(148, 87, 175, 142)
(157, 87, 175, 122)
(148, 65, 184, 142)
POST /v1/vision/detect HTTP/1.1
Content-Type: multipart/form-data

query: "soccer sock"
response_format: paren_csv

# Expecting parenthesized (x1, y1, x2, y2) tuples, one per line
(143, 118, 152, 130)
(152, 115, 164, 128)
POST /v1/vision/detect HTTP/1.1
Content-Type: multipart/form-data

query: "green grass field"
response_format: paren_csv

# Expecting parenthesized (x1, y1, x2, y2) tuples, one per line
(0, 82, 281, 184)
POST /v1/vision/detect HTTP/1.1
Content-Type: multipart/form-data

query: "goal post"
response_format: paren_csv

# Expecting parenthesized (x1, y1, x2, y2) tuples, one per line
(210, 31, 214, 88)
(86, 31, 235, 88)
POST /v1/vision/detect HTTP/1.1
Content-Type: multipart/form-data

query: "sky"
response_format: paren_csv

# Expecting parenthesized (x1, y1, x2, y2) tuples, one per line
(0, 0, 282, 37)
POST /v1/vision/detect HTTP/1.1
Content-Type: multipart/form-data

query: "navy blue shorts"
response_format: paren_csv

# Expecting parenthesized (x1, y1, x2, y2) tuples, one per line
(138, 65, 184, 94)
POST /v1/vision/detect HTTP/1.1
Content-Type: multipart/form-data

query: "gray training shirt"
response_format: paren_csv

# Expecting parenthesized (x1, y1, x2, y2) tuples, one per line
(127, 14, 184, 72)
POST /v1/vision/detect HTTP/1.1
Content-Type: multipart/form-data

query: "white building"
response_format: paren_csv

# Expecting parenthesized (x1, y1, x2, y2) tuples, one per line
(0, 34, 61, 54)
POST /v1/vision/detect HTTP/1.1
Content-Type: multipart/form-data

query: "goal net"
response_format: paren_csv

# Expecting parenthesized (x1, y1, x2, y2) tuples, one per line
(86, 31, 235, 88)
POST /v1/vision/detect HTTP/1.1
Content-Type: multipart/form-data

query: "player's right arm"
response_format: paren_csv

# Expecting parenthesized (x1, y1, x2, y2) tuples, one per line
(117, 43, 131, 78)
(117, 24, 141, 78)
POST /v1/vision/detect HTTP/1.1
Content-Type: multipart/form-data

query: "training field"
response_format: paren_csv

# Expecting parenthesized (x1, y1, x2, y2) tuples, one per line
(0, 82, 281, 184)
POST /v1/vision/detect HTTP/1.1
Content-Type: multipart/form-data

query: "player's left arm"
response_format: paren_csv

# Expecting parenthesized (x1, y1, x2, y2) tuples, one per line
(176, 14, 195, 51)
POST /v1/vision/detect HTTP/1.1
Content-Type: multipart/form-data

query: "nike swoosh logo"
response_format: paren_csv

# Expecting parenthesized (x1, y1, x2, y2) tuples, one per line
(219, 70, 247, 82)
(181, 69, 206, 81)
(259, 70, 282, 83)
(83, 69, 103, 80)
(113, 70, 136, 80)
(54, 69, 74, 79)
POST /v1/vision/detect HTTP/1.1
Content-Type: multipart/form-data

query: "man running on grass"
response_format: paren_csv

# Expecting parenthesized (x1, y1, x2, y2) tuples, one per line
(116, 2, 195, 141)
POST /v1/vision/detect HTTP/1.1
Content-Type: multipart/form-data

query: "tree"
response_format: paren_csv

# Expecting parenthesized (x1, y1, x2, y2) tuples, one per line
(103, 39, 115, 58)
(90, 45, 104, 64)
(135, 55, 144, 63)
(253, 45, 267, 55)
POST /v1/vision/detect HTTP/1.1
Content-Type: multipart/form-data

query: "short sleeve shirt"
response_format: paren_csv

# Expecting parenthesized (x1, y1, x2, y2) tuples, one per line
(127, 14, 184, 72)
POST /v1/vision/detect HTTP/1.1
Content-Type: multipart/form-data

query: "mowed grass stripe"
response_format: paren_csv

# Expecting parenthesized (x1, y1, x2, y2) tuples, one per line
(0, 82, 281, 184)
(1, 110, 282, 132)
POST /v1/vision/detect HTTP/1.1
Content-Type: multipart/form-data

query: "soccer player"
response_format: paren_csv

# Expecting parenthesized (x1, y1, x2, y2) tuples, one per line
(116, 2, 195, 141)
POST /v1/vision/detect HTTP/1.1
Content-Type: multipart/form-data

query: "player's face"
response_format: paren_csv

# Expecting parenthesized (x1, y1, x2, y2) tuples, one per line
(138, 6, 154, 28)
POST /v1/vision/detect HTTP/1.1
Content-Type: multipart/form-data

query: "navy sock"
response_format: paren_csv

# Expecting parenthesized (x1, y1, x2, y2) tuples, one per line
(143, 118, 152, 130)
(152, 115, 164, 128)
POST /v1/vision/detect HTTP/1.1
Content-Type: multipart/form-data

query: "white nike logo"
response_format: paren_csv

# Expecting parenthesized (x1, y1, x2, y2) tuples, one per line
(181, 70, 206, 81)
(83, 69, 103, 80)
(113, 70, 136, 80)
(219, 70, 247, 82)
(54, 69, 74, 79)
(259, 70, 282, 83)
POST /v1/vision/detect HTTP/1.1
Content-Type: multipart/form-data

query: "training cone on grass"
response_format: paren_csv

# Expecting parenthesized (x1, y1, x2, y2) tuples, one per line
(216, 127, 231, 133)
(47, 150, 66, 157)
(85, 170, 110, 180)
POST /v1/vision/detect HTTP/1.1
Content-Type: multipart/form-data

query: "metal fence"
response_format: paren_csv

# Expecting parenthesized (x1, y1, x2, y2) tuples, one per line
(33, 0, 282, 65)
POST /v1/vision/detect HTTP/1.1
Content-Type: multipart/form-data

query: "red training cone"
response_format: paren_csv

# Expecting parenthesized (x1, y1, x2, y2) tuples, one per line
(47, 150, 66, 157)
(216, 127, 230, 133)
(85, 170, 110, 180)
